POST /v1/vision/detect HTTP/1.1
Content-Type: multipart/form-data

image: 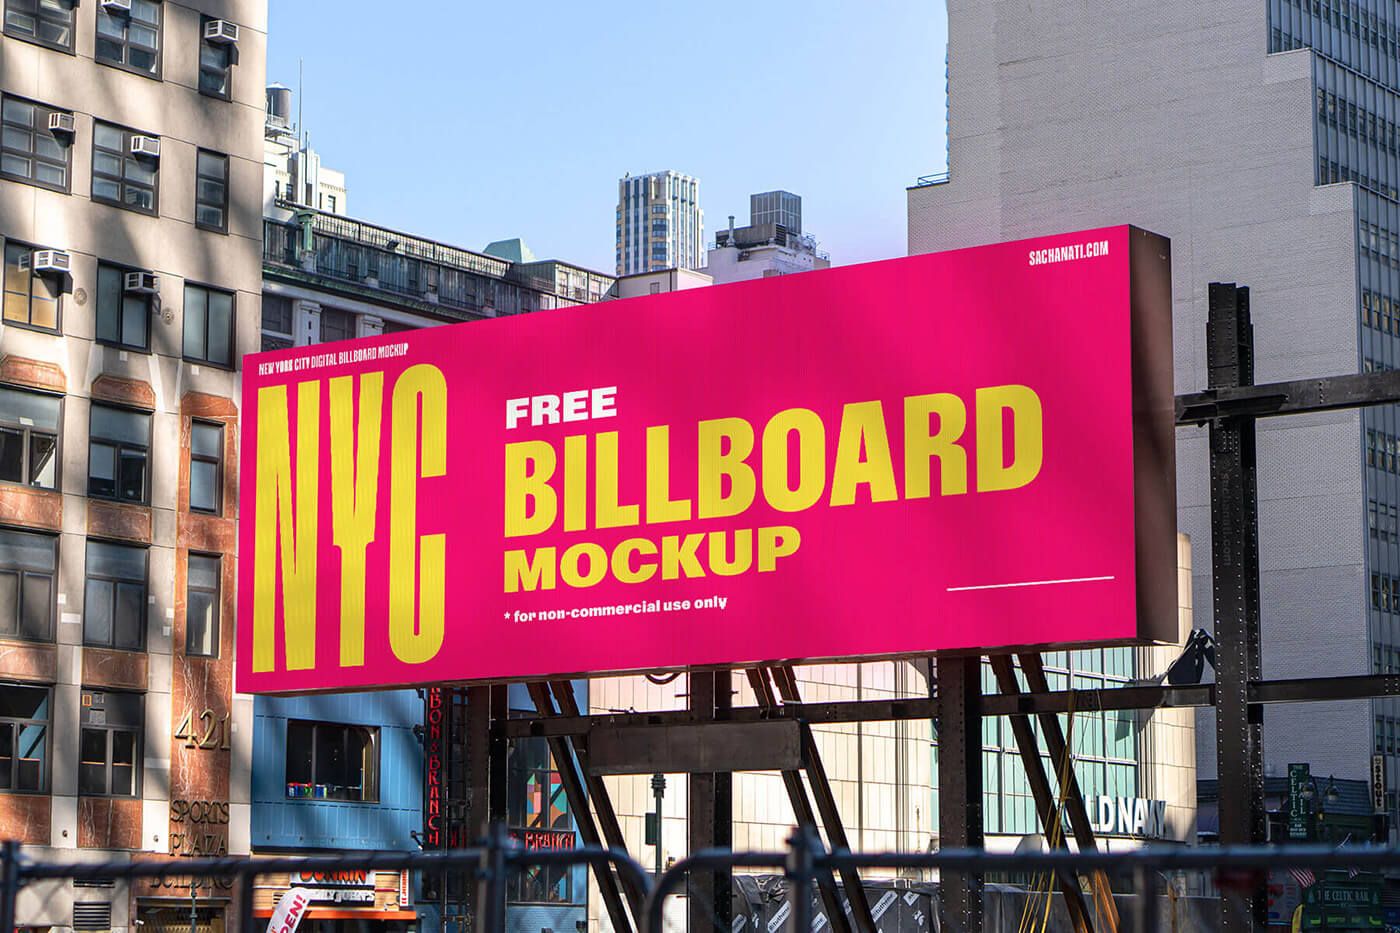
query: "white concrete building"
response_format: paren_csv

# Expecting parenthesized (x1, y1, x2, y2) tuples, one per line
(607, 267, 713, 300)
(262, 83, 347, 220)
(704, 191, 830, 285)
(909, 0, 1397, 800)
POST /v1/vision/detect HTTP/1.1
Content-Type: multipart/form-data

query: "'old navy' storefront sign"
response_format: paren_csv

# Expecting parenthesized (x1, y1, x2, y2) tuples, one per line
(1087, 796, 1168, 839)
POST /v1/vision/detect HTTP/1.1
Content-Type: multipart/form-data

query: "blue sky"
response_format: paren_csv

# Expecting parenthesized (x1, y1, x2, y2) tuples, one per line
(267, 1, 948, 273)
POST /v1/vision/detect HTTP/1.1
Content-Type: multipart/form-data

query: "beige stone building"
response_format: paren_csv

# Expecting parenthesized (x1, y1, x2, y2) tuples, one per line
(0, 0, 266, 928)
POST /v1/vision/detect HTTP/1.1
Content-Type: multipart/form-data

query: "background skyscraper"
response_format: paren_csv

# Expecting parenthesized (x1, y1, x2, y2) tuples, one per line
(615, 170, 703, 275)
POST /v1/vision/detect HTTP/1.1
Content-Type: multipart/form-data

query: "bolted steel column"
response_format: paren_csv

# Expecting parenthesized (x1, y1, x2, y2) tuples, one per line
(688, 671, 733, 933)
(1207, 283, 1267, 931)
(937, 656, 984, 933)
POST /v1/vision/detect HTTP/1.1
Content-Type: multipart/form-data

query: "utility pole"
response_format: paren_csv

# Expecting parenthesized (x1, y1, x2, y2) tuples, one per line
(651, 773, 666, 879)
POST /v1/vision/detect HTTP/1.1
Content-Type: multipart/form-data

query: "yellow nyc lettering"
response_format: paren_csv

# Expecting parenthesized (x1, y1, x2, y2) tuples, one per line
(251, 365, 448, 672)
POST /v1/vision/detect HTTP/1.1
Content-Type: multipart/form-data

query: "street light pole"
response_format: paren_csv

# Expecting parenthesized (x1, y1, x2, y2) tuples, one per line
(651, 773, 666, 879)
(189, 876, 198, 933)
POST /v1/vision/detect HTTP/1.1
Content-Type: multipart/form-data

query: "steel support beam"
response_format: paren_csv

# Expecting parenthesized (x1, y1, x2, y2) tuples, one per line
(770, 665, 878, 933)
(938, 656, 984, 932)
(465, 685, 507, 933)
(547, 681, 648, 919)
(1207, 284, 1266, 931)
(1016, 655, 1121, 932)
(499, 671, 1400, 740)
(988, 657, 1094, 933)
(688, 672, 733, 933)
(527, 683, 636, 933)
(745, 669, 854, 933)
(1177, 369, 1400, 424)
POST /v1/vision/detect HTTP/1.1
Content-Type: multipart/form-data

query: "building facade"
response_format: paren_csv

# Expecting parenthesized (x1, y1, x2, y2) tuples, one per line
(909, 0, 1395, 800)
(0, 0, 266, 929)
(262, 84, 347, 220)
(606, 267, 713, 300)
(704, 191, 830, 284)
(615, 171, 703, 276)
(249, 691, 422, 931)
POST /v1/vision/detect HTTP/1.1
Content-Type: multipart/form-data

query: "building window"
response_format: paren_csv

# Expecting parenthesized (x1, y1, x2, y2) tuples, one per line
(83, 540, 146, 651)
(87, 404, 150, 504)
(92, 122, 157, 214)
(182, 284, 234, 367)
(197, 18, 231, 98)
(3, 0, 74, 51)
(0, 684, 49, 793)
(194, 150, 228, 232)
(78, 691, 141, 797)
(0, 97, 70, 192)
(0, 385, 59, 489)
(326, 194, 337, 213)
(2, 242, 61, 332)
(261, 295, 294, 351)
(285, 721, 379, 802)
(507, 738, 575, 903)
(189, 420, 222, 514)
(0, 527, 55, 642)
(185, 554, 219, 657)
(95, 263, 150, 351)
(319, 307, 354, 343)
(95, 0, 159, 77)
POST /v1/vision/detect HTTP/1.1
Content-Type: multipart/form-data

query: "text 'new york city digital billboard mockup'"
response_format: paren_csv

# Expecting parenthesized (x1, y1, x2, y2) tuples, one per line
(236, 225, 1176, 694)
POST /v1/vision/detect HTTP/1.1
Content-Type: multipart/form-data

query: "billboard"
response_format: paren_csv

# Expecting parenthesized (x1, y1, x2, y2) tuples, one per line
(237, 225, 1175, 694)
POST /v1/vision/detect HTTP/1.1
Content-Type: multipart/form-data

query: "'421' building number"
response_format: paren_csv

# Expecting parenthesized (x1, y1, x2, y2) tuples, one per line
(173, 709, 232, 750)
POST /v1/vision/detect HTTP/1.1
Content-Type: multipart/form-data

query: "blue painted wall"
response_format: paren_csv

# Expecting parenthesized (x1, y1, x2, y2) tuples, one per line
(251, 689, 423, 851)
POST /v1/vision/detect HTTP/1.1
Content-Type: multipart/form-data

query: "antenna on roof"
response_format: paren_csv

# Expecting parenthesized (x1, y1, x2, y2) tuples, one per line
(297, 58, 305, 151)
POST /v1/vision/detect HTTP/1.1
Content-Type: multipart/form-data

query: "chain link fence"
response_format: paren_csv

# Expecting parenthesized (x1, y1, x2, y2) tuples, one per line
(3, 826, 1397, 933)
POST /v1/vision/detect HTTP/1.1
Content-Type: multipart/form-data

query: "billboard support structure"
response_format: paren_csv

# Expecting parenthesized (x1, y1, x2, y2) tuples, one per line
(688, 672, 734, 933)
(1017, 654, 1122, 930)
(1206, 284, 1268, 931)
(936, 656, 984, 931)
(989, 657, 1097, 933)
(745, 669, 859, 933)
(526, 683, 640, 933)
(766, 665, 879, 933)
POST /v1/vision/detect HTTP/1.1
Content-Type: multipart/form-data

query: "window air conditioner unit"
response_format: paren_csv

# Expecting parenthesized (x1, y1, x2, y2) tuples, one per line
(47, 112, 75, 135)
(100, 0, 132, 13)
(203, 19, 239, 44)
(27, 250, 72, 275)
(123, 271, 158, 294)
(129, 135, 160, 159)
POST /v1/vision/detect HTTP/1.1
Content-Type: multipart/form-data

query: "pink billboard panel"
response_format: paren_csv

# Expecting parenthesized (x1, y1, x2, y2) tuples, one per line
(236, 225, 1176, 694)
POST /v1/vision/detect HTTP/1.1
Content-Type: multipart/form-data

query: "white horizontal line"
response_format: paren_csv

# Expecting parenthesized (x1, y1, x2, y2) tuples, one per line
(947, 575, 1116, 592)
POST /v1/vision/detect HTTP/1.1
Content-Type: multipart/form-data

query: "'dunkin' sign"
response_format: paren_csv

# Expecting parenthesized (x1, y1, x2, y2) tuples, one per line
(288, 871, 376, 905)
(236, 226, 1177, 693)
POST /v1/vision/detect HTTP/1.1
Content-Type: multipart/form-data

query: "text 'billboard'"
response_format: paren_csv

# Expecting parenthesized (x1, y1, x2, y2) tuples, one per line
(237, 225, 1176, 693)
